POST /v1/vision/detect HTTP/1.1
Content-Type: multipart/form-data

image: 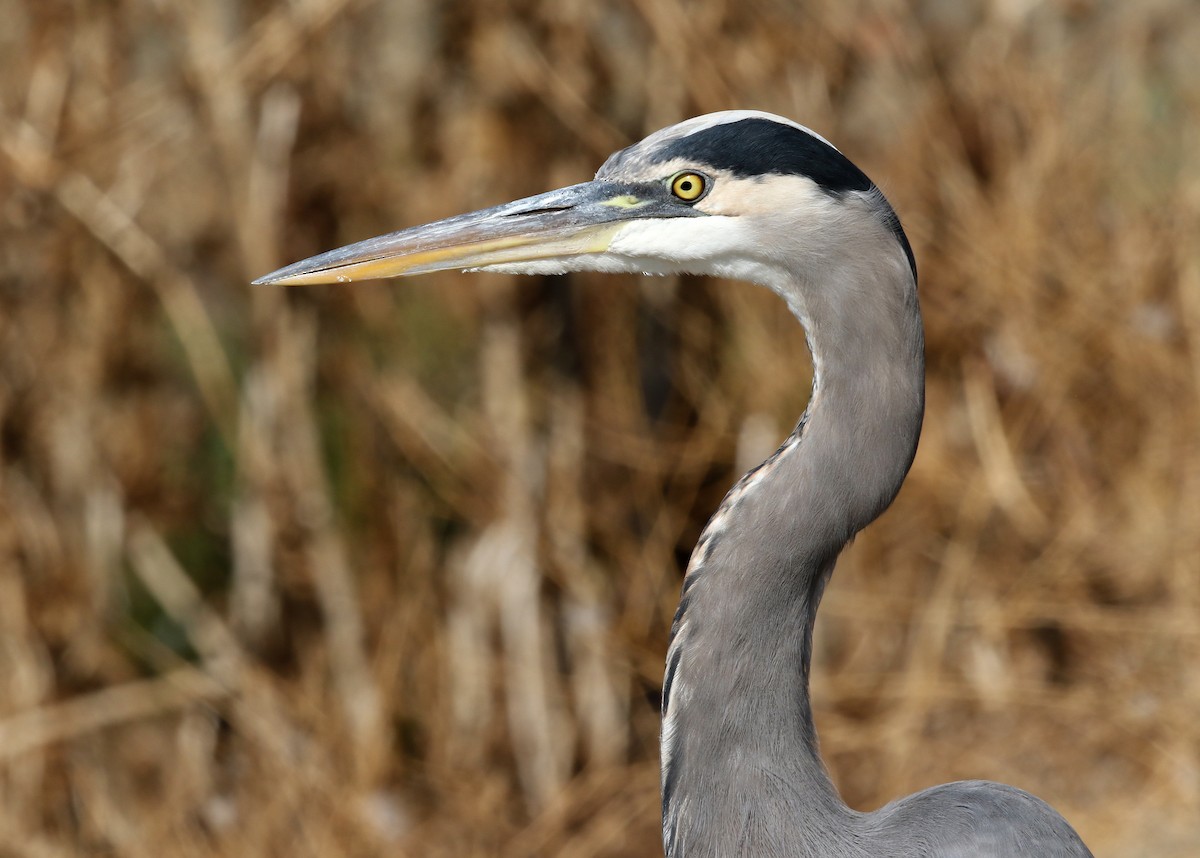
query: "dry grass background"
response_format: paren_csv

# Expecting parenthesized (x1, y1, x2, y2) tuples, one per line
(0, 0, 1198, 855)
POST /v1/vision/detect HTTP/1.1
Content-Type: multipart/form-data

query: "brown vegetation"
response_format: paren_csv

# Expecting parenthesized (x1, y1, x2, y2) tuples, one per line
(1, 1, 1198, 855)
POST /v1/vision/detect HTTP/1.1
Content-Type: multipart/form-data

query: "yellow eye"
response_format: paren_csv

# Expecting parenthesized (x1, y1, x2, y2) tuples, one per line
(670, 171, 707, 202)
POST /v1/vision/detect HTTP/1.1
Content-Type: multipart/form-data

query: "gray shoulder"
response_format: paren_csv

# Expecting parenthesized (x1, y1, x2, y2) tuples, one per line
(867, 780, 1093, 858)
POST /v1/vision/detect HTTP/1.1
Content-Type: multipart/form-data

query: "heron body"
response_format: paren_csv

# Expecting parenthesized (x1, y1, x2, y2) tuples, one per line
(256, 111, 1093, 857)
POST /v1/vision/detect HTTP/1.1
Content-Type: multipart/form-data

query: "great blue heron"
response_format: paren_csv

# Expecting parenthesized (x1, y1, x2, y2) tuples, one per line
(256, 111, 1093, 857)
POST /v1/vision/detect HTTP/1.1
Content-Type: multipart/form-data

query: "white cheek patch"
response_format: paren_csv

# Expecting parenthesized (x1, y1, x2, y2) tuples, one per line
(472, 255, 656, 276)
(599, 217, 799, 294)
(608, 217, 754, 270)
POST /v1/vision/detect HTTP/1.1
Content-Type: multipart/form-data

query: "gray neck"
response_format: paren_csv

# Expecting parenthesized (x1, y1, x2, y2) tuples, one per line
(661, 257, 924, 857)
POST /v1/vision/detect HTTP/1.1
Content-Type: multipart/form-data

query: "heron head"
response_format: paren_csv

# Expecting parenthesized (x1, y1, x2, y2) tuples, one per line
(253, 110, 913, 293)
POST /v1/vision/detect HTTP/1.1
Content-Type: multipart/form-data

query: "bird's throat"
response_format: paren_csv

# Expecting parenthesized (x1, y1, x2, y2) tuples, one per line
(661, 264, 924, 856)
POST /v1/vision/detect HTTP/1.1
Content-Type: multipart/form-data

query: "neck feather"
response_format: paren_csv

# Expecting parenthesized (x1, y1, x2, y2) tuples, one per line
(661, 255, 924, 857)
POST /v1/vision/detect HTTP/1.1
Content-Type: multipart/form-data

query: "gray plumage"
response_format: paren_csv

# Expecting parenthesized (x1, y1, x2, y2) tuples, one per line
(255, 110, 1094, 858)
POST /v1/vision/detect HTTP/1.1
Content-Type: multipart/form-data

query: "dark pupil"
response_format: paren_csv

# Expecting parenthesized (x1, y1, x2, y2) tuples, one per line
(680, 180, 693, 192)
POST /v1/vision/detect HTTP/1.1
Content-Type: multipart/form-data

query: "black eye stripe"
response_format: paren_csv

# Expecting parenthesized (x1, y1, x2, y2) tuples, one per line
(656, 118, 871, 195)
